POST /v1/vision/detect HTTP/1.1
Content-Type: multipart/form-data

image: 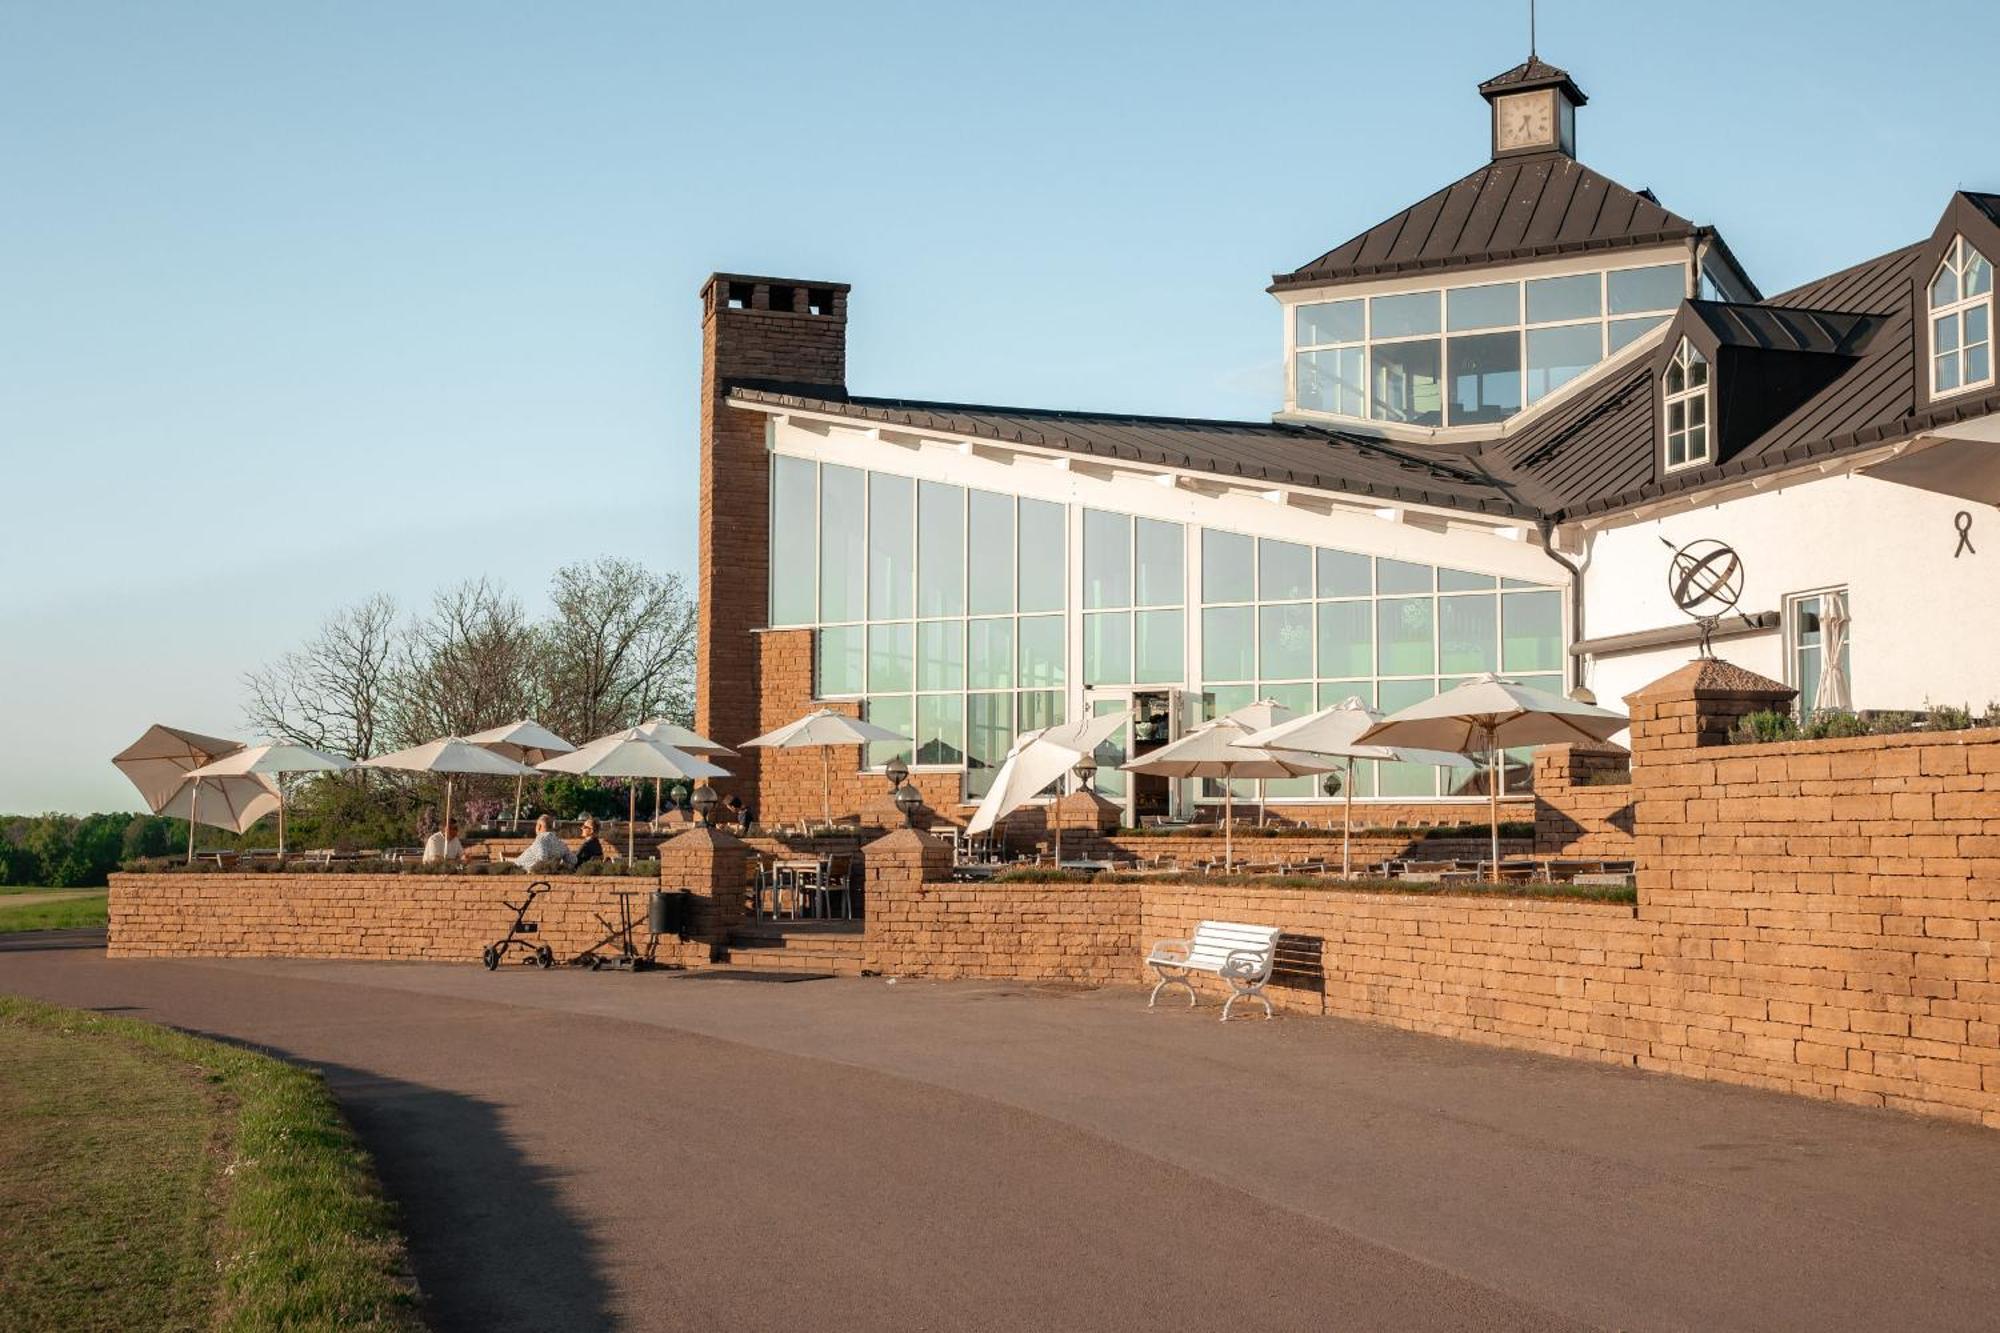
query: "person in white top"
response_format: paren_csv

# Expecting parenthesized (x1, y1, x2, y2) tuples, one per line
(422, 820, 464, 864)
(515, 814, 576, 872)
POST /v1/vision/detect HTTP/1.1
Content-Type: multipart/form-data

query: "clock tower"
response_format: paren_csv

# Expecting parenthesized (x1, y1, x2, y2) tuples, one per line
(1479, 56, 1585, 159)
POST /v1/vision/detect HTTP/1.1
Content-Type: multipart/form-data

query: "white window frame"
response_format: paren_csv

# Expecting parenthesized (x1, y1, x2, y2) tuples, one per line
(1661, 338, 1711, 473)
(1929, 235, 1995, 400)
(1783, 585, 1851, 717)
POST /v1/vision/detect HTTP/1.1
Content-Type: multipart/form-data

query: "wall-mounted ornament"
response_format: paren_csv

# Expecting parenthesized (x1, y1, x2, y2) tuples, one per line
(1954, 511, 1975, 558)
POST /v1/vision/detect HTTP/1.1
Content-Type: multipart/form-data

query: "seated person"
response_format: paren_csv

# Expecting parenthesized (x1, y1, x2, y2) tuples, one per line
(514, 814, 576, 872)
(422, 819, 464, 864)
(725, 794, 752, 833)
(574, 817, 619, 866)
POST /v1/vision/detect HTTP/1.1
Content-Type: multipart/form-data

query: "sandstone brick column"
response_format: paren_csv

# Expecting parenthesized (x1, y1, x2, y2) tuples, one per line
(861, 827, 953, 975)
(658, 825, 751, 962)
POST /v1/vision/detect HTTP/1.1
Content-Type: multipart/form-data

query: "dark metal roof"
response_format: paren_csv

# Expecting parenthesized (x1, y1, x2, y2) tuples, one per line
(1684, 301, 1882, 356)
(1271, 155, 1699, 291)
(1477, 56, 1587, 105)
(726, 386, 1534, 518)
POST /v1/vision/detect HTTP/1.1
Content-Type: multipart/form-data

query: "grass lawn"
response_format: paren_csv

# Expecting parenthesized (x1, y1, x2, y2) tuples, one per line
(0, 891, 109, 933)
(0, 996, 421, 1331)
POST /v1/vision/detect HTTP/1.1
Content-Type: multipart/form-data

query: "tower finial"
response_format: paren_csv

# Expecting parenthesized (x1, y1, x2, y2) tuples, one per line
(1529, 0, 1537, 56)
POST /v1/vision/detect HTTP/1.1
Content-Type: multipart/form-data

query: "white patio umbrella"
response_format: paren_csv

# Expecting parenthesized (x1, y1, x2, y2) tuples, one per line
(637, 718, 737, 819)
(1813, 591, 1852, 714)
(966, 710, 1129, 867)
(1122, 715, 1330, 869)
(112, 724, 282, 864)
(186, 742, 352, 856)
(1239, 698, 1474, 877)
(538, 729, 731, 861)
(1357, 674, 1627, 879)
(463, 719, 576, 826)
(361, 738, 539, 857)
(741, 708, 910, 830)
(1214, 699, 1305, 826)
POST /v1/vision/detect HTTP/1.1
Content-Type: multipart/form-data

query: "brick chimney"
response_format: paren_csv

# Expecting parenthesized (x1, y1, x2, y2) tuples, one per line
(694, 274, 850, 792)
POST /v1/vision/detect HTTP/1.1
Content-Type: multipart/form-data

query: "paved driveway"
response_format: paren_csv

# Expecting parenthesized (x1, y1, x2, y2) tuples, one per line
(6, 939, 2000, 1331)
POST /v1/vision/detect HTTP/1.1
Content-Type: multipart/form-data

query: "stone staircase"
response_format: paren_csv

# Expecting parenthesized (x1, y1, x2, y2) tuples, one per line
(721, 920, 867, 976)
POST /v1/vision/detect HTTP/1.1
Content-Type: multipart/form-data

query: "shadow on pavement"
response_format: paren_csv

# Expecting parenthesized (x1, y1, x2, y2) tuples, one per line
(179, 1028, 617, 1333)
(0, 929, 108, 952)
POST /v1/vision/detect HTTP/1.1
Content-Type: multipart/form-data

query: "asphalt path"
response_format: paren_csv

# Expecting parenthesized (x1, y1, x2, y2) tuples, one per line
(6, 938, 2000, 1331)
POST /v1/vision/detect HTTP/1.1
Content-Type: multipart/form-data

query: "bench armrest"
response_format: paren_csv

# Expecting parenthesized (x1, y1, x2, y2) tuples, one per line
(1220, 948, 1273, 981)
(1147, 938, 1195, 962)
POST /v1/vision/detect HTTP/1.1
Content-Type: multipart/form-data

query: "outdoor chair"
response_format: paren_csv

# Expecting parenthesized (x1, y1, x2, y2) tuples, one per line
(1145, 919, 1282, 1021)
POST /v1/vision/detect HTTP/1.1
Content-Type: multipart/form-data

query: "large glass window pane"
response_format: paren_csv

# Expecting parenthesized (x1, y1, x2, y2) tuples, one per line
(1017, 498, 1066, 613)
(967, 617, 1014, 689)
(1608, 315, 1670, 353)
(1369, 339, 1443, 426)
(1202, 530, 1254, 603)
(1316, 548, 1371, 597)
(1202, 684, 1256, 721)
(1258, 682, 1318, 798)
(1202, 606, 1255, 681)
(770, 455, 817, 626)
(1134, 609, 1183, 684)
(1017, 614, 1064, 688)
(1526, 273, 1601, 323)
(1447, 331, 1522, 426)
(1019, 690, 1064, 733)
(1258, 539, 1312, 600)
(1296, 299, 1363, 346)
(1439, 595, 1499, 674)
(818, 463, 865, 622)
(1083, 509, 1132, 609)
(1089, 699, 1128, 800)
(964, 694, 1013, 799)
(1376, 679, 1439, 797)
(1525, 323, 1604, 403)
(867, 623, 913, 693)
(1316, 601, 1372, 677)
(1259, 603, 1313, 680)
(1377, 558, 1432, 594)
(1378, 597, 1435, 675)
(1446, 282, 1519, 332)
(1296, 347, 1366, 416)
(967, 490, 1015, 614)
(1438, 567, 1496, 591)
(816, 625, 864, 697)
(915, 694, 963, 767)
(916, 620, 963, 691)
(1318, 679, 1375, 708)
(1370, 290, 1441, 339)
(1608, 263, 1684, 315)
(864, 697, 913, 770)
(866, 473, 913, 619)
(916, 481, 964, 618)
(1134, 518, 1184, 607)
(1502, 590, 1563, 672)
(1083, 611, 1132, 686)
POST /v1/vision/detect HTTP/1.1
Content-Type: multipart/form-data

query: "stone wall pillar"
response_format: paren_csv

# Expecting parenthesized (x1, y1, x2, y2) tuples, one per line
(861, 827, 954, 974)
(657, 825, 750, 962)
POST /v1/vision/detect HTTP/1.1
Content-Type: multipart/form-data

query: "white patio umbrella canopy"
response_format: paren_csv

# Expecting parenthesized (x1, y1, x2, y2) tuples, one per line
(966, 710, 1129, 865)
(741, 708, 910, 829)
(464, 719, 576, 825)
(538, 729, 730, 860)
(361, 738, 539, 861)
(1123, 713, 1330, 868)
(1357, 674, 1627, 876)
(1813, 591, 1852, 714)
(637, 718, 737, 821)
(187, 742, 353, 856)
(112, 724, 281, 863)
(1239, 698, 1474, 876)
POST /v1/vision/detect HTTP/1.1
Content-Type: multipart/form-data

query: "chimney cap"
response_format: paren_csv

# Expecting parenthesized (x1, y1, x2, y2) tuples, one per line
(700, 272, 851, 298)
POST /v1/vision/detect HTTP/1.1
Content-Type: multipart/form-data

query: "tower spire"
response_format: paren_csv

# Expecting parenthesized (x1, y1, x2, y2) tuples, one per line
(1529, 0, 1537, 56)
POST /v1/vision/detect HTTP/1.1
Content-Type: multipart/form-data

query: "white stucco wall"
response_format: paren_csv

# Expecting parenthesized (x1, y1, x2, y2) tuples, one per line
(1580, 470, 1999, 713)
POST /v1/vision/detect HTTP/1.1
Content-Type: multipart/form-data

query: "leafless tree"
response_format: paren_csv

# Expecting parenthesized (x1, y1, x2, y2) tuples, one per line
(242, 594, 398, 759)
(388, 579, 539, 746)
(535, 558, 697, 740)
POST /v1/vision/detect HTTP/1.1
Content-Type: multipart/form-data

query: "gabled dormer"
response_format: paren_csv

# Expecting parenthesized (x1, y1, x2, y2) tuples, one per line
(1650, 300, 1881, 478)
(1913, 192, 2000, 412)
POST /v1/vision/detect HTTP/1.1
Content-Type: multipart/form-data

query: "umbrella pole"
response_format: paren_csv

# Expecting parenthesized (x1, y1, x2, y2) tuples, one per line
(1052, 787, 1061, 870)
(1488, 727, 1500, 884)
(628, 785, 636, 863)
(654, 777, 662, 823)
(822, 747, 831, 833)
(513, 774, 524, 828)
(278, 775, 286, 858)
(446, 776, 455, 859)
(1224, 783, 1233, 871)
(1343, 757, 1354, 879)
(186, 778, 199, 866)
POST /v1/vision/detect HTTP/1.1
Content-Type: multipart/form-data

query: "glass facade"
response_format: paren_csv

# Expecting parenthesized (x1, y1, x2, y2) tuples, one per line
(1294, 261, 1685, 426)
(770, 456, 1565, 802)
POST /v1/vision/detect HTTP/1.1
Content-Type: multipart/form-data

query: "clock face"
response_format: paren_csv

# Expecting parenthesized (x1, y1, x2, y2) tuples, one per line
(1495, 91, 1555, 151)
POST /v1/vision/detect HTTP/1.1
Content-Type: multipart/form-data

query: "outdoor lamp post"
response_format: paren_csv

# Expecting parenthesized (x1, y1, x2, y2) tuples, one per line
(691, 784, 718, 828)
(892, 782, 922, 827)
(883, 757, 909, 792)
(1074, 755, 1098, 790)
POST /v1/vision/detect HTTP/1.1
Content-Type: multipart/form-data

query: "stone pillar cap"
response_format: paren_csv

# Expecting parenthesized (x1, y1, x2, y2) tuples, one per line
(1625, 657, 1796, 709)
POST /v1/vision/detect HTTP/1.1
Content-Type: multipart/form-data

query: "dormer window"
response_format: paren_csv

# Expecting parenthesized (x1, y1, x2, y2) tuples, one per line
(1929, 236, 1993, 398)
(1662, 338, 1710, 471)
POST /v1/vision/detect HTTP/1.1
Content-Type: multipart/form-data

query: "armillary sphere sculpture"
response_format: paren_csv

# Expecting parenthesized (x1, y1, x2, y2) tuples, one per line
(1667, 539, 1744, 658)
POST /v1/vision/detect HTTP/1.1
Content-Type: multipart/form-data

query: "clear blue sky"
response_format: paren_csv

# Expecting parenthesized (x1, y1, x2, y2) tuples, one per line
(4, 0, 1994, 814)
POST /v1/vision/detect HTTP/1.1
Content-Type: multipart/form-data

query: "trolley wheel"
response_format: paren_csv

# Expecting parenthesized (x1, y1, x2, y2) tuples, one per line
(481, 945, 500, 971)
(535, 946, 554, 969)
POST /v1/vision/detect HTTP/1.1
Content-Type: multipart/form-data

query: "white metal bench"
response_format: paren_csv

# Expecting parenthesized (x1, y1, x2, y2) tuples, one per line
(1146, 919, 1282, 1021)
